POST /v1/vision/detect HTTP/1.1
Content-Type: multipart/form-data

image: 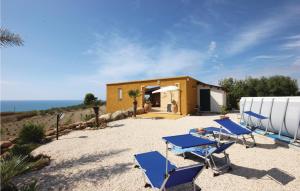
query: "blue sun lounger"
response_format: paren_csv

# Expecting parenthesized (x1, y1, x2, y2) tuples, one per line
(171, 140, 235, 176)
(214, 118, 256, 148)
(243, 111, 268, 131)
(134, 151, 204, 191)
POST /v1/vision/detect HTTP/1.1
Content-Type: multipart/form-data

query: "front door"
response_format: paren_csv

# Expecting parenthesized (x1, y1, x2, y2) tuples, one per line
(200, 89, 210, 111)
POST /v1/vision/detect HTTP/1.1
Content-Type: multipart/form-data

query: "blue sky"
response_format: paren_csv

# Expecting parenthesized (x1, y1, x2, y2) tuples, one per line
(1, 0, 300, 100)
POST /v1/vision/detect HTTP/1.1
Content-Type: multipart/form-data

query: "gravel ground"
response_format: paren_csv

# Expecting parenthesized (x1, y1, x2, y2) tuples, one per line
(16, 113, 300, 191)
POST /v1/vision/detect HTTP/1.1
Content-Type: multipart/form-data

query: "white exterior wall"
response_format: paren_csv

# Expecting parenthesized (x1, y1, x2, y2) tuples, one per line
(197, 85, 226, 112)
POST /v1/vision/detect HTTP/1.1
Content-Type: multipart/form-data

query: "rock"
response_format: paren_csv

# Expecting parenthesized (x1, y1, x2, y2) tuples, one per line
(111, 110, 125, 121)
(60, 129, 72, 135)
(0, 141, 12, 149)
(136, 107, 145, 115)
(99, 113, 112, 122)
(8, 137, 18, 143)
(45, 135, 56, 140)
(45, 129, 56, 136)
(31, 156, 51, 171)
(87, 117, 96, 123)
(85, 121, 95, 126)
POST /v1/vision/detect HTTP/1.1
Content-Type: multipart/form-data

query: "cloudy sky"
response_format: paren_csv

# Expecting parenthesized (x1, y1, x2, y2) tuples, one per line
(1, 0, 300, 100)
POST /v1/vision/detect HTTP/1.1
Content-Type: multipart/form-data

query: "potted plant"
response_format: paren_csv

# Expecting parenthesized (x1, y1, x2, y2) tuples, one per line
(144, 100, 151, 113)
(220, 105, 229, 119)
(128, 89, 141, 117)
(171, 100, 178, 113)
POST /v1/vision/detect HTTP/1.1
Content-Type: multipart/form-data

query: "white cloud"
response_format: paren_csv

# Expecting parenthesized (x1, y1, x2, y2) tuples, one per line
(226, 6, 300, 56)
(71, 33, 217, 98)
(282, 39, 300, 49)
(250, 54, 293, 61)
(208, 41, 216, 53)
(284, 34, 300, 40)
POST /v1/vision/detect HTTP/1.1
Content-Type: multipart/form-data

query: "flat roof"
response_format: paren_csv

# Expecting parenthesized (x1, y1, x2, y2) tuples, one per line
(106, 76, 198, 85)
(106, 75, 224, 90)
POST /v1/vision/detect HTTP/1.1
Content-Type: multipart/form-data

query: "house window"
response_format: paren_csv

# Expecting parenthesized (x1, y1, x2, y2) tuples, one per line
(118, 88, 122, 100)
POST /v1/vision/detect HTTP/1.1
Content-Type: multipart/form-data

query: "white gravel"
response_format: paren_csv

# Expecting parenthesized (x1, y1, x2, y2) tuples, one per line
(17, 113, 300, 191)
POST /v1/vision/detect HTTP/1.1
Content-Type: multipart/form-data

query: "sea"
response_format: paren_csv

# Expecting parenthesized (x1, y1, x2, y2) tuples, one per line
(0, 100, 82, 112)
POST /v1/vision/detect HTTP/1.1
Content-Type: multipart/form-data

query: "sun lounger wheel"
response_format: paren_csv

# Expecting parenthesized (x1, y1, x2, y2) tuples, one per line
(144, 183, 151, 188)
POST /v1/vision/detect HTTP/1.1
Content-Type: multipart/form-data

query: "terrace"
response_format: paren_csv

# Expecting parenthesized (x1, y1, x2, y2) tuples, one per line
(15, 114, 300, 191)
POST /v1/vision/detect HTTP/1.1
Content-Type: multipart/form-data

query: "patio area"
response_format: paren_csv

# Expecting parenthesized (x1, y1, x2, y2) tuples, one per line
(15, 114, 300, 191)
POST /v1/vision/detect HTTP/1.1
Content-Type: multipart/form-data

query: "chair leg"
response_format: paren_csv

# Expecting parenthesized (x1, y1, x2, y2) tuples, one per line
(251, 134, 256, 146)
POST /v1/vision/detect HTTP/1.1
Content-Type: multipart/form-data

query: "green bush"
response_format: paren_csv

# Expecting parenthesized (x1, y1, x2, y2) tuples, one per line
(10, 144, 40, 157)
(18, 123, 45, 144)
(83, 114, 95, 121)
(219, 75, 298, 109)
(0, 156, 31, 190)
(19, 180, 38, 191)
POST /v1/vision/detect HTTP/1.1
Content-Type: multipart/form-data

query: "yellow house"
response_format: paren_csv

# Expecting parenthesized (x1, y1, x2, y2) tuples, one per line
(106, 76, 226, 115)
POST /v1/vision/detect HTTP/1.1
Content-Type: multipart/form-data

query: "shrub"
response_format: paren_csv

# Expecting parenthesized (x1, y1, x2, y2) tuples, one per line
(220, 105, 228, 115)
(19, 123, 45, 144)
(19, 180, 38, 191)
(83, 114, 95, 121)
(0, 156, 31, 190)
(10, 144, 40, 157)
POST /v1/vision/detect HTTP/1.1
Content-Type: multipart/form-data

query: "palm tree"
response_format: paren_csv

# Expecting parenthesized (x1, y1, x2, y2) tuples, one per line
(128, 89, 141, 117)
(0, 28, 24, 47)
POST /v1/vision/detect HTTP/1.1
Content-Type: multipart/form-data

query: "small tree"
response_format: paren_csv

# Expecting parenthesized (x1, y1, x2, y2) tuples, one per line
(128, 89, 141, 117)
(84, 93, 97, 106)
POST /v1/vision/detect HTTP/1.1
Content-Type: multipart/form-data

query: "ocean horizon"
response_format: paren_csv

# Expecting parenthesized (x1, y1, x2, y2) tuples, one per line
(0, 100, 82, 112)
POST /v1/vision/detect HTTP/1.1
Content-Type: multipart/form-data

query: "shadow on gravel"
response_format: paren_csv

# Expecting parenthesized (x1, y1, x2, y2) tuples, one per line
(229, 165, 295, 185)
(16, 148, 132, 190)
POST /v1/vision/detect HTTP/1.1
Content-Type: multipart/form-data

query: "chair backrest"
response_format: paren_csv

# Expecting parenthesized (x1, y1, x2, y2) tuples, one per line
(215, 141, 235, 154)
(164, 164, 204, 188)
(215, 118, 251, 135)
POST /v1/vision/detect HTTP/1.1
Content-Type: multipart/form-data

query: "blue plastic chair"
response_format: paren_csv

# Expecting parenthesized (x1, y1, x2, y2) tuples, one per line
(134, 151, 204, 190)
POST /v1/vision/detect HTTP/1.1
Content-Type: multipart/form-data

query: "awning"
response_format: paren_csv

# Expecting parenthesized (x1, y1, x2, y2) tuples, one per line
(152, 86, 179, 94)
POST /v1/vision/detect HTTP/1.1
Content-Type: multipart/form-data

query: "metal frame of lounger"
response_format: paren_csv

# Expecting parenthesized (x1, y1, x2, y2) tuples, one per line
(190, 141, 234, 176)
(244, 111, 268, 132)
(134, 151, 204, 191)
(214, 118, 256, 148)
(244, 97, 264, 129)
(240, 98, 253, 125)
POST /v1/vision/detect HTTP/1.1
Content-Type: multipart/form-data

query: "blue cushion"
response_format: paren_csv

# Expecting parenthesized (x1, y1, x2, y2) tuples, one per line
(214, 141, 235, 154)
(163, 134, 216, 149)
(134, 151, 176, 189)
(165, 164, 204, 188)
(214, 118, 252, 135)
(244, 111, 268, 119)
